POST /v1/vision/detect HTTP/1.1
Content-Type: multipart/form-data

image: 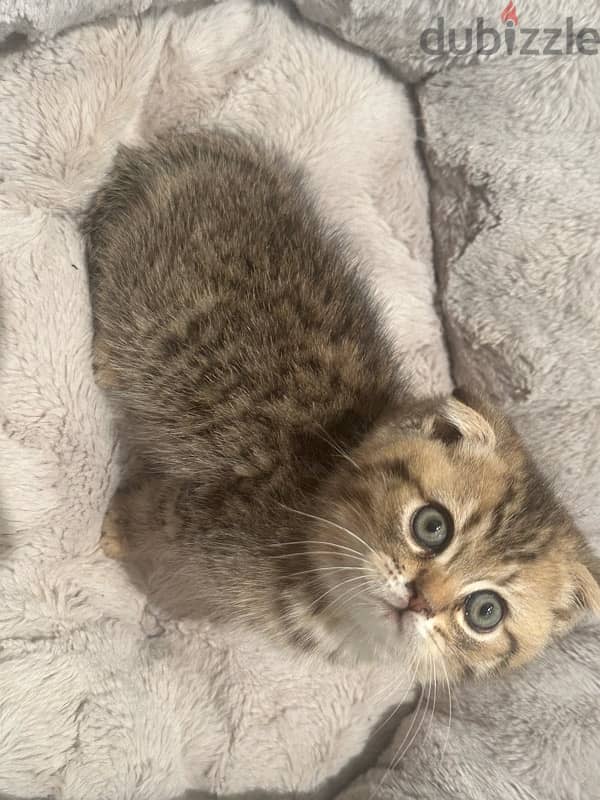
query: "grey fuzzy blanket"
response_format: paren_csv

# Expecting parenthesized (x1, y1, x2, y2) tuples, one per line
(1, 1, 599, 798)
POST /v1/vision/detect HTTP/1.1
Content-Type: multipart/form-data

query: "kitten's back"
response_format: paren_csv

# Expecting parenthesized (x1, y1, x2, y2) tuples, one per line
(85, 131, 401, 500)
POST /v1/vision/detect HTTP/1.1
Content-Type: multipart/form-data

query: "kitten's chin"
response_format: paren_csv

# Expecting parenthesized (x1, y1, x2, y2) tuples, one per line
(330, 596, 421, 665)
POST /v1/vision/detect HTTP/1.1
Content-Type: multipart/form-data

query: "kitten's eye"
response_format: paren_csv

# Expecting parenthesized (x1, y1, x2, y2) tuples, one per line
(410, 505, 453, 552)
(464, 590, 504, 632)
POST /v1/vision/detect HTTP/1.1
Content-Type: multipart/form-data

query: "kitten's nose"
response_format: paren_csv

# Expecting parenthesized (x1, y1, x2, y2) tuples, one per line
(405, 582, 433, 618)
(384, 581, 433, 616)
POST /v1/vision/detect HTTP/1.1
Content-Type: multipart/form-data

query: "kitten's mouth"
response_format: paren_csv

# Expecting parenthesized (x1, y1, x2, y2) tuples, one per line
(345, 595, 423, 656)
(379, 598, 431, 631)
(380, 599, 410, 627)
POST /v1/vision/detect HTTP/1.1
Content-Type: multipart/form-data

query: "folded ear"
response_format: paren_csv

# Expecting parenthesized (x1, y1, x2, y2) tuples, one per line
(572, 558, 600, 616)
(426, 392, 496, 449)
(551, 558, 600, 637)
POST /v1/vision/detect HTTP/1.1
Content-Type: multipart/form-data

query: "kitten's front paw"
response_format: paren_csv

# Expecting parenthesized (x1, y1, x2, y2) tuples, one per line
(100, 503, 128, 560)
(92, 332, 118, 389)
(93, 361, 119, 390)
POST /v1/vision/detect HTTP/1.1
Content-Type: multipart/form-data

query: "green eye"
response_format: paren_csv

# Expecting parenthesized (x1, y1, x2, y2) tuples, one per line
(464, 590, 505, 632)
(411, 505, 453, 551)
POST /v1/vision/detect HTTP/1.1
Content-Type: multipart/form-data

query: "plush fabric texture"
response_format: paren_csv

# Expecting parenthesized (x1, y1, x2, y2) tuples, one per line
(0, 0, 172, 41)
(1, 1, 599, 799)
(0, 2, 448, 798)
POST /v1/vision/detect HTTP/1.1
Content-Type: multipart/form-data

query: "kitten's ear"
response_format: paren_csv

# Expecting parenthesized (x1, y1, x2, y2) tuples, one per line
(427, 390, 496, 449)
(553, 558, 600, 636)
(571, 558, 600, 616)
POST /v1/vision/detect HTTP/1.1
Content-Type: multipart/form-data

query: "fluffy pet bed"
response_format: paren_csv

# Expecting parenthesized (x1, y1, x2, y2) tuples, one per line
(1, 1, 598, 798)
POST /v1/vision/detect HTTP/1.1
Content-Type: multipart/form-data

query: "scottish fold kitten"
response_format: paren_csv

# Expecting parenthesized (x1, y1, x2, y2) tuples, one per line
(84, 130, 600, 680)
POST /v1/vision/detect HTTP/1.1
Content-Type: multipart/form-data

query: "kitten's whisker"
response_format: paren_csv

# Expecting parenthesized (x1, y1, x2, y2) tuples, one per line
(268, 538, 364, 557)
(368, 654, 417, 706)
(321, 517, 377, 558)
(367, 656, 420, 738)
(269, 550, 367, 564)
(368, 659, 426, 800)
(426, 631, 456, 729)
(390, 657, 433, 770)
(321, 498, 378, 558)
(367, 638, 421, 707)
(381, 655, 433, 793)
(278, 504, 377, 558)
(314, 424, 362, 471)
(384, 691, 427, 783)
(313, 575, 380, 625)
(306, 574, 374, 614)
(425, 652, 437, 744)
(438, 655, 453, 766)
(324, 580, 379, 619)
(286, 565, 372, 580)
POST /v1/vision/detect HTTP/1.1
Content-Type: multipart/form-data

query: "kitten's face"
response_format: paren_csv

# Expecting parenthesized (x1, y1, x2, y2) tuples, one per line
(298, 393, 600, 679)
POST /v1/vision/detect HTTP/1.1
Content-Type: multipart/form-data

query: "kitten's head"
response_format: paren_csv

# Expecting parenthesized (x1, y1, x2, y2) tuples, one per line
(300, 391, 600, 679)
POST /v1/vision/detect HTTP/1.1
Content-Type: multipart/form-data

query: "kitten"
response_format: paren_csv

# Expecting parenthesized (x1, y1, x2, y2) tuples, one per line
(84, 130, 600, 678)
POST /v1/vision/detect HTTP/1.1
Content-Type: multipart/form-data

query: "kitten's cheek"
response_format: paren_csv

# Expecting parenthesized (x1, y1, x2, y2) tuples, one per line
(354, 596, 407, 646)
(412, 613, 435, 637)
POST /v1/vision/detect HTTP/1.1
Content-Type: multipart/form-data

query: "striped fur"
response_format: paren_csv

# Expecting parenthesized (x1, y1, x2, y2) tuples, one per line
(85, 130, 600, 682)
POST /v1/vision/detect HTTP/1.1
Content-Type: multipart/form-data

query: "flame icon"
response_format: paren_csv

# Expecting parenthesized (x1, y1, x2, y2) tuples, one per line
(501, 0, 518, 25)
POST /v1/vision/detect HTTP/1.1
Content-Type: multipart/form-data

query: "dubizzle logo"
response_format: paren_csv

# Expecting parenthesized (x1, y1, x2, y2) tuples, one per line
(500, 1, 518, 26)
(420, 3, 600, 56)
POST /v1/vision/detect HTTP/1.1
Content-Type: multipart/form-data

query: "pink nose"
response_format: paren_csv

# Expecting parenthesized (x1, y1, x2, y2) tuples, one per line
(406, 587, 433, 618)
(386, 583, 434, 617)
(396, 581, 432, 618)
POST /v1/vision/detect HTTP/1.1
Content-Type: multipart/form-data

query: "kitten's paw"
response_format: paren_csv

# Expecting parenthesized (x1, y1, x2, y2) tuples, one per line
(92, 334, 118, 389)
(100, 506, 128, 560)
(93, 361, 119, 390)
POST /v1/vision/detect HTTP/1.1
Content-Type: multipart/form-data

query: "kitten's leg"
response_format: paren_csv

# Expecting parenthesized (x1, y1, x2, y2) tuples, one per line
(92, 327, 119, 390)
(100, 459, 150, 560)
(100, 475, 176, 561)
(100, 485, 133, 560)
